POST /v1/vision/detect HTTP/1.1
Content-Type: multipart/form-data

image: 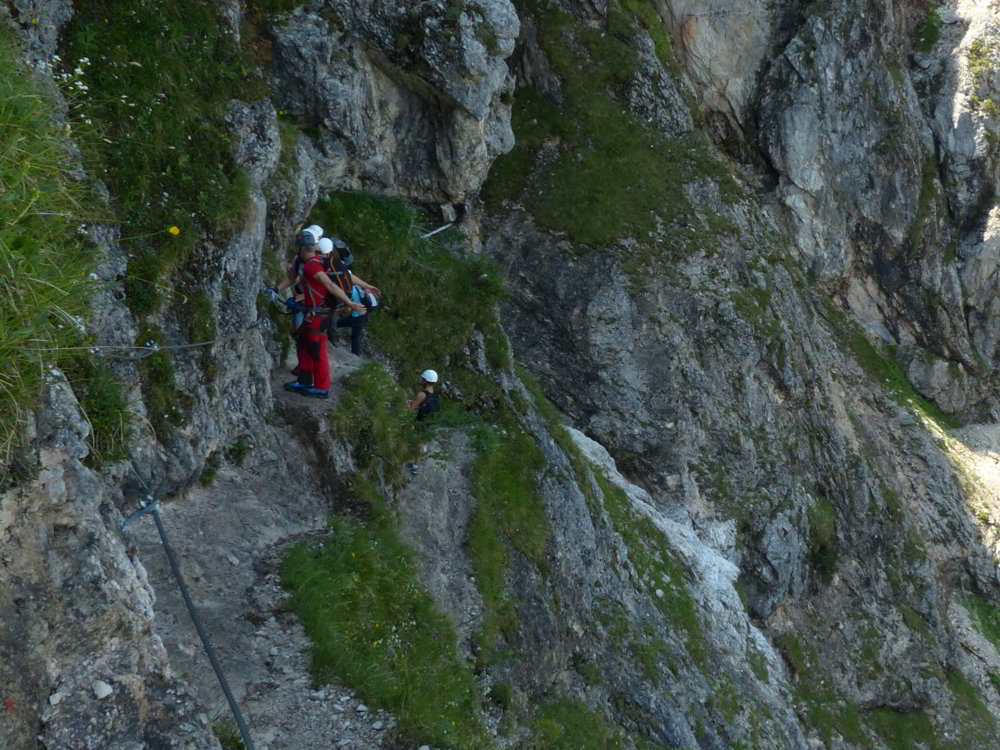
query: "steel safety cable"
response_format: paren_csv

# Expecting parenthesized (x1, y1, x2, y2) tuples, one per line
(122, 464, 257, 750)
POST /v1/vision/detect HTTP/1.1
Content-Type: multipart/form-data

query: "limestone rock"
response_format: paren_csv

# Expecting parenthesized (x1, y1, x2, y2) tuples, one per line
(269, 0, 518, 203)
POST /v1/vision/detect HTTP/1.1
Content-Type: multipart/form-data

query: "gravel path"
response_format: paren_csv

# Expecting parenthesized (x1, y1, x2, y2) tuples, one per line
(131, 348, 432, 750)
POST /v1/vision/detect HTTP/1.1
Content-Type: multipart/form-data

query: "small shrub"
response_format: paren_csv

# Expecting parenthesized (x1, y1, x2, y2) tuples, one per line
(807, 495, 838, 584)
(488, 682, 513, 710)
(225, 440, 251, 466)
(528, 698, 626, 750)
(210, 717, 246, 750)
(748, 649, 769, 683)
(137, 324, 186, 438)
(200, 451, 222, 486)
(65, 358, 132, 465)
(914, 9, 942, 53)
(573, 656, 602, 686)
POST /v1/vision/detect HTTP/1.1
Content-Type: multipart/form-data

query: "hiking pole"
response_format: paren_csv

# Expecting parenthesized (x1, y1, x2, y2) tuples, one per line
(123, 495, 258, 750)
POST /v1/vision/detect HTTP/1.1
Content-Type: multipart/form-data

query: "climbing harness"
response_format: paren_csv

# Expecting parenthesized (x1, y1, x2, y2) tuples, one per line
(123, 462, 258, 750)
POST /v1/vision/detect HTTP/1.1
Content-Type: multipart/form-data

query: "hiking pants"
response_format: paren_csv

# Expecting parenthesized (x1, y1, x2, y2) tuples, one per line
(297, 316, 331, 390)
(336, 314, 367, 356)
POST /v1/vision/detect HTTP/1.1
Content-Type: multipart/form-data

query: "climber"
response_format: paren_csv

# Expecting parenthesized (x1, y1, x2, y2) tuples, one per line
(324, 238, 382, 357)
(274, 225, 323, 295)
(284, 231, 366, 398)
(267, 226, 324, 377)
(407, 369, 440, 420)
(405, 369, 440, 476)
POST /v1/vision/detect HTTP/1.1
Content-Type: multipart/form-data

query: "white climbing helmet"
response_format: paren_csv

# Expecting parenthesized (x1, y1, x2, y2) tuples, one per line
(421, 369, 438, 383)
(306, 224, 324, 239)
(318, 237, 334, 255)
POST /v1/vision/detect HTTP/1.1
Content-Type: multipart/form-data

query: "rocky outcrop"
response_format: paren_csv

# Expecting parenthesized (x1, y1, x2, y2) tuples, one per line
(484, 0, 1000, 745)
(269, 0, 518, 207)
(654, 0, 999, 418)
(0, 376, 218, 750)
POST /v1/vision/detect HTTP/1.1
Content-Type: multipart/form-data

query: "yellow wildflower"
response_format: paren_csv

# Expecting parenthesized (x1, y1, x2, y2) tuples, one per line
(168, 225, 181, 236)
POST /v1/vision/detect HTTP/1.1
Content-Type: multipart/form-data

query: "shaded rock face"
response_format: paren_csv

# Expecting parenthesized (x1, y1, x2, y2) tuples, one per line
(672, 0, 999, 416)
(269, 0, 517, 205)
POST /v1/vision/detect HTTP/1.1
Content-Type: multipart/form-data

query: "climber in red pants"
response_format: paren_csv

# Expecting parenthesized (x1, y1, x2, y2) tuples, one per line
(285, 234, 365, 398)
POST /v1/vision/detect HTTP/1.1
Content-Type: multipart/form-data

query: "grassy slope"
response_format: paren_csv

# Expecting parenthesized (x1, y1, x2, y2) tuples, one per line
(0, 31, 97, 473)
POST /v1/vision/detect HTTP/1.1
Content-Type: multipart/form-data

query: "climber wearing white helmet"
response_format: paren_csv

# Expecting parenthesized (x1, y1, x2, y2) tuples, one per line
(407, 369, 440, 420)
(405, 369, 440, 476)
(272, 224, 324, 295)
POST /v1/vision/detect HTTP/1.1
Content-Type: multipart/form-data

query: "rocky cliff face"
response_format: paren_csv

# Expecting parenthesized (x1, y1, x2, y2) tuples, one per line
(1, 0, 999, 749)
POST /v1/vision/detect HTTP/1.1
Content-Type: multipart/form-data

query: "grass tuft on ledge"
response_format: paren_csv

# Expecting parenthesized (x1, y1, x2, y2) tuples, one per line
(282, 477, 490, 750)
(0, 30, 98, 471)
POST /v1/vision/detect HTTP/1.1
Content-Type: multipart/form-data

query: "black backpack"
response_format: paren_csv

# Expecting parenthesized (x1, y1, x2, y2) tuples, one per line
(416, 391, 439, 420)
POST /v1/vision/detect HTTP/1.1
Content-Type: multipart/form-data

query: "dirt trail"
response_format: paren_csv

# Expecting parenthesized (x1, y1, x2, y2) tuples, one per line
(129, 346, 422, 750)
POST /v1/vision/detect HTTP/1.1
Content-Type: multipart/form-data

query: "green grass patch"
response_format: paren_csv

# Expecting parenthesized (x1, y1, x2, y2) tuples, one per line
(866, 671, 998, 749)
(282, 478, 490, 749)
(900, 604, 931, 639)
(188, 288, 219, 380)
(483, 1, 739, 271)
(210, 717, 246, 750)
(806, 494, 838, 584)
(946, 670, 998, 745)
(528, 698, 626, 750)
(573, 655, 602, 686)
(595, 471, 707, 667)
(137, 324, 187, 438)
(908, 154, 937, 250)
(199, 451, 222, 485)
(630, 637, 668, 682)
(63, 0, 255, 315)
(331, 363, 423, 489)
(914, 8, 942, 53)
(0, 30, 99, 468)
(225, 439, 251, 466)
(821, 299, 960, 427)
(519, 366, 603, 518)
(868, 708, 935, 750)
(65, 357, 132, 465)
(962, 592, 1000, 650)
(748, 649, 769, 683)
(468, 424, 547, 664)
(310, 192, 508, 408)
(966, 38, 999, 116)
(775, 632, 870, 748)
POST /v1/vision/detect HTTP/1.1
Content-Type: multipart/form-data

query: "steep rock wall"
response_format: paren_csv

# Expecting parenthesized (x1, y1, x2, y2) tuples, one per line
(671, 0, 999, 417)
(2, 0, 999, 748)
